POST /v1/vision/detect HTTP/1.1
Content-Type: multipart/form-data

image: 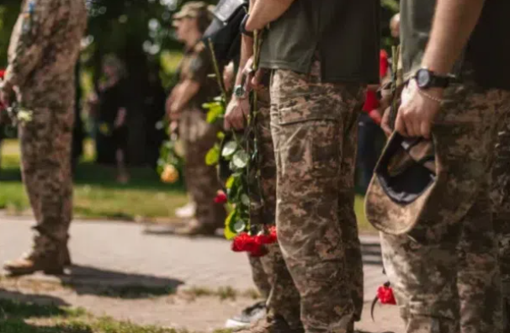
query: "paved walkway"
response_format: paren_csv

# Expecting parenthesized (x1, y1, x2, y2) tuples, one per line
(0, 216, 403, 332)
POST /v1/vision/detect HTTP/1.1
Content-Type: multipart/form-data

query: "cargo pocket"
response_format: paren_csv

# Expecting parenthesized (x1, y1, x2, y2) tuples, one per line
(310, 119, 341, 179)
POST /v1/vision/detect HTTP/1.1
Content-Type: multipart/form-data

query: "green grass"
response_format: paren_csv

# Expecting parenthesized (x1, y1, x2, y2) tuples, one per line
(0, 139, 375, 232)
(0, 139, 188, 221)
(355, 195, 374, 233)
(0, 298, 183, 333)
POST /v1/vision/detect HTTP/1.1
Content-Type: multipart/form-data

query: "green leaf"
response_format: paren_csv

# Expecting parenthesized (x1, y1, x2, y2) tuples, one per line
(224, 211, 237, 240)
(217, 131, 225, 140)
(241, 194, 250, 206)
(232, 150, 249, 169)
(205, 145, 220, 166)
(234, 220, 246, 233)
(206, 103, 225, 124)
(225, 176, 235, 189)
(222, 141, 238, 158)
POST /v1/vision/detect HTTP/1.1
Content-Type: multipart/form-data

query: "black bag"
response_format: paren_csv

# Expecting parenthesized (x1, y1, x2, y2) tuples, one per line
(203, 0, 248, 67)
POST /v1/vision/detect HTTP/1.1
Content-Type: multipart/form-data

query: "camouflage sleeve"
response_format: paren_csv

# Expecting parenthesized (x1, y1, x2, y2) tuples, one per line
(3, 0, 56, 91)
(185, 45, 212, 84)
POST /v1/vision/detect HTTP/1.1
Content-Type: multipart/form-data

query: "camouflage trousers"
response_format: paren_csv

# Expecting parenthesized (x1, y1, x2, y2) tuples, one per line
(180, 108, 226, 228)
(19, 96, 75, 259)
(492, 103, 510, 332)
(248, 88, 302, 329)
(269, 64, 364, 333)
(381, 81, 510, 333)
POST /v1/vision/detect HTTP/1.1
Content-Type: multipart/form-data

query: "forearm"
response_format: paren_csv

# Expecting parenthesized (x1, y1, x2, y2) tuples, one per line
(233, 0, 256, 87)
(246, 0, 295, 31)
(234, 35, 254, 87)
(422, 0, 486, 75)
(4, 2, 53, 91)
(172, 80, 200, 112)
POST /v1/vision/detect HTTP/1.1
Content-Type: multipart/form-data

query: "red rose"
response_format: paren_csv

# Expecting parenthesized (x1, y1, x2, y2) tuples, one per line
(214, 190, 228, 204)
(249, 245, 268, 257)
(255, 227, 278, 246)
(0, 70, 5, 80)
(232, 233, 258, 253)
(377, 285, 396, 305)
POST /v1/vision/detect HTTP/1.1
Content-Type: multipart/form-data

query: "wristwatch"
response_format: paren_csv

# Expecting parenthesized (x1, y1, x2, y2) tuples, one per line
(233, 84, 247, 99)
(415, 68, 451, 89)
(240, 14, 254, 38)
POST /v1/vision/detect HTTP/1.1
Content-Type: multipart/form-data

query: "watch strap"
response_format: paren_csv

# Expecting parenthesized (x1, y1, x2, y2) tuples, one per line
(240, 13, 254, 38)
(430, 75, 450, 89)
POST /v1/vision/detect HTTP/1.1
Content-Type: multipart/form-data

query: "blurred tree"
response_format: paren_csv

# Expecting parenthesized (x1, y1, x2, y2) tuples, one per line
(0, 0, 399, 166)
(84, 0, 214, 165)
(0, 0, 21, 67)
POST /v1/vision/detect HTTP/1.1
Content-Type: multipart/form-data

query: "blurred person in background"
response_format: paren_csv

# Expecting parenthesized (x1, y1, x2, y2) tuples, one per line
(89, 55, 130, 184)
(356, 13, 400, 193)
(356, 50, 390, 194)
(166, 2, 226, 236)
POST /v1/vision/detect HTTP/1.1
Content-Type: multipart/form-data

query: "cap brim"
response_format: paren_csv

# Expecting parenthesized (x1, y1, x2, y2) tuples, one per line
(173, 12, 186, 19)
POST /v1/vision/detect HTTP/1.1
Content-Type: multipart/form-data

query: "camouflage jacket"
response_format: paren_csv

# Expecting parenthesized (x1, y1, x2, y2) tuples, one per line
(3, 0, 87, 104)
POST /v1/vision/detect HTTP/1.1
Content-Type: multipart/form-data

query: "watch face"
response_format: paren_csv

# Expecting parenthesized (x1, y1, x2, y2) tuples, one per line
(416, 69, 431, 88)
(234, 86, 246, 98)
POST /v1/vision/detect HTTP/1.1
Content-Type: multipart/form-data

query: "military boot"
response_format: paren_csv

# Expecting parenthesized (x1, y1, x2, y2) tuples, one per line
(3, 251, 65, 276)
(63, 245, 72, 267)
(3, 237, 67, 276)
(234, 315, 304, 333)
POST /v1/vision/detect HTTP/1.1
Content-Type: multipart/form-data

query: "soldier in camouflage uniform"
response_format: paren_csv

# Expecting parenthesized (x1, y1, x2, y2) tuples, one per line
(0, 0, 87, 275)
(226, 1, 380, 332)
(252, 86, 303, 331)
(225, 58, 303, 331)
(379, 0, 510, 332)
(492, 106, 510, 332)
(168, 2, 226, 236)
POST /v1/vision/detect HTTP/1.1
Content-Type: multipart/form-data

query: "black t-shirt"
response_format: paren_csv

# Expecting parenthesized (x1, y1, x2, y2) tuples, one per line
(401, 0, 510, 90)
(98, 80, 128, 125)
(260, 0, 381, 84)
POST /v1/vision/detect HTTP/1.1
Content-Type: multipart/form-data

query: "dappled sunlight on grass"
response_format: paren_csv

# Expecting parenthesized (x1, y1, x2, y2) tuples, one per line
(0, 140, 188, 220)
(0, 139, 375, 231)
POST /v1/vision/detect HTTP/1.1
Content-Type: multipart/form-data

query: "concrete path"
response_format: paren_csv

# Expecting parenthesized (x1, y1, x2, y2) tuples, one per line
(0, 216, 403, 332)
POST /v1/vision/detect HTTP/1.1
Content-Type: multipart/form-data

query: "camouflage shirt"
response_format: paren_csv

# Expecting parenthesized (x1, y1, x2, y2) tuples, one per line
(175, 41, 218, 111)
(3, 0, 87, 103)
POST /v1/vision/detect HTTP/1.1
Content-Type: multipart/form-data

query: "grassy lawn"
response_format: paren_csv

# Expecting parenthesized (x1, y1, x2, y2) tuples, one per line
(0, 298, 188, 333)
(0, 139, 375, 232)
(0, 139, 188, 221)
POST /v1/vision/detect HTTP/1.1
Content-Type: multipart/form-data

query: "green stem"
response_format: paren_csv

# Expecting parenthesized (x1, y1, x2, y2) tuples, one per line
(207, 38, 228, 103)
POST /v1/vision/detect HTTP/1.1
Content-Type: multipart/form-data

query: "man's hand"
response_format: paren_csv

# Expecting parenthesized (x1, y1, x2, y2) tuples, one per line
(381, 107, 393, 137)
(377, 94, 392, 137)
(169, 102, 182, 122)
(114, 108, 127, 128)
(224, 97, 250, 130)
(395, 80, 443, 139)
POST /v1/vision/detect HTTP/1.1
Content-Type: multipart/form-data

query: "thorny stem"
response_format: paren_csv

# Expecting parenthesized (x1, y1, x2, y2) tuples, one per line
(207, 38, 228, 103)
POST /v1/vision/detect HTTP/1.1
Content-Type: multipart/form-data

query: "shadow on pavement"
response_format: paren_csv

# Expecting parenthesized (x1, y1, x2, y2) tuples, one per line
(0, 290, 93, 333)
(143, 224, 224, 239)
(59, 264, 183, 299)
(0, 288, 68, 309)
